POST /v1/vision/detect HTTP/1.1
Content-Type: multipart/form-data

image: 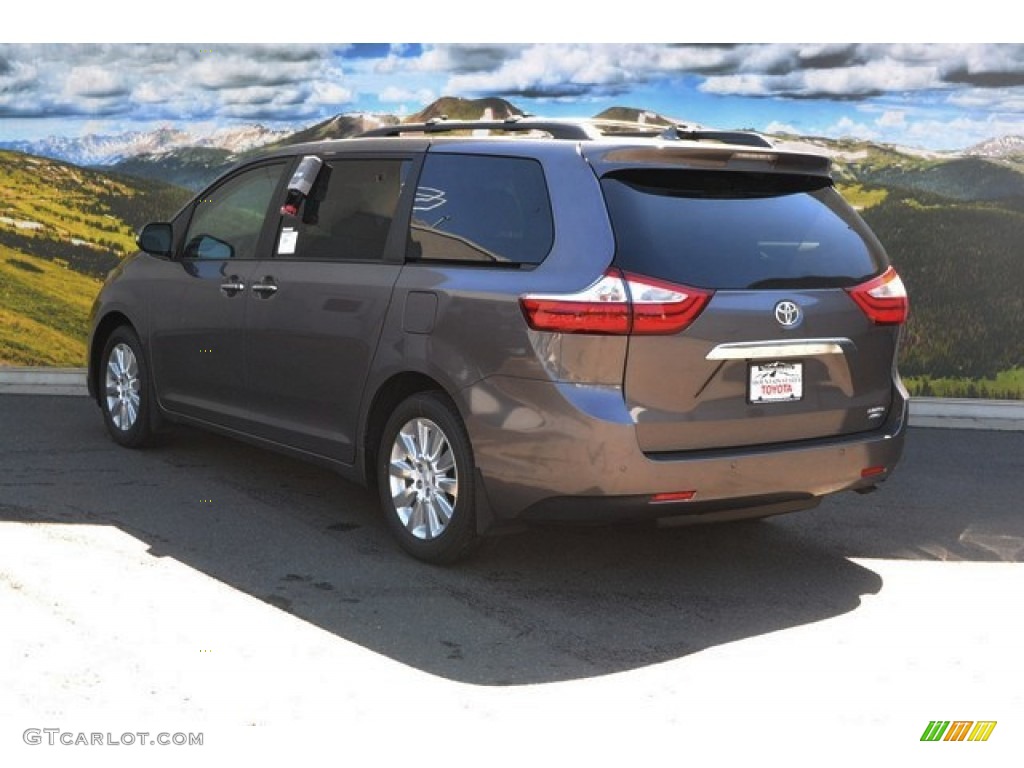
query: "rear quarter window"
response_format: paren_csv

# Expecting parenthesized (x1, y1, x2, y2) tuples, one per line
(601, 169, 886, 289)
(408, 153, 554, 266)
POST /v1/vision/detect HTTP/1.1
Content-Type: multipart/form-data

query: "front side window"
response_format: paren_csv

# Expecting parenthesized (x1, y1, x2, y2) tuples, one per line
(408, 154, 554, 266)
(182, 163, 285, 260)
(277, 158, 410, 261)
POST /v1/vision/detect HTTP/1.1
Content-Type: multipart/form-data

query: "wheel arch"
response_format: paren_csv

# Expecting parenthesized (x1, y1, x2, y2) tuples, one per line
(88, 311, 137, 403)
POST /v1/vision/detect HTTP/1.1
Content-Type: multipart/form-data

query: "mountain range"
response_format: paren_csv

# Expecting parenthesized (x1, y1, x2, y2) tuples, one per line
(0, 124, 289, 167)
(4, 96, 1017, 169)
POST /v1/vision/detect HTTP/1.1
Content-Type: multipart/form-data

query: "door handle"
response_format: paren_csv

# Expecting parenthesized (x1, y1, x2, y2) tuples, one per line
(219, 278, 245, 296)
(251, 277, 278, 298)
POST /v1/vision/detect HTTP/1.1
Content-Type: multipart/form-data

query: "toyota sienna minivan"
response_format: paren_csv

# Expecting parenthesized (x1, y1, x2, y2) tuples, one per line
(88, 117, 909, 562)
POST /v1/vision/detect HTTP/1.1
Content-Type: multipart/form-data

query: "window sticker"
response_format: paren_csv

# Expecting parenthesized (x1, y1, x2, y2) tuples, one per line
(278, 227, 298, 255)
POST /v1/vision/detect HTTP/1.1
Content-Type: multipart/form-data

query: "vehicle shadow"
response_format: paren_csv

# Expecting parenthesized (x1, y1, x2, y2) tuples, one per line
(779, 426, 1024, 564)
(3, 396, 1020, 685)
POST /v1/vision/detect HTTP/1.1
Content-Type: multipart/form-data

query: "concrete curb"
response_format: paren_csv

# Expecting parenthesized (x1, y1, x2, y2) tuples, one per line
(908, 397, 1024, 432)
(0, 367, 89, 397)
(2, 367, 1023, 431)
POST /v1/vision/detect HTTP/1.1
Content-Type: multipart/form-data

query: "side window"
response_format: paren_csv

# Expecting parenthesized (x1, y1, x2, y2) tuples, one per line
(409, 154, 554, 266)
(277, 158, 410, 261)
(182, 163, 285, 260)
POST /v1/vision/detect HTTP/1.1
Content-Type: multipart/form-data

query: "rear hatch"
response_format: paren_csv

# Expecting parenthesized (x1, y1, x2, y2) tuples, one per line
(600, 167, 904, 453)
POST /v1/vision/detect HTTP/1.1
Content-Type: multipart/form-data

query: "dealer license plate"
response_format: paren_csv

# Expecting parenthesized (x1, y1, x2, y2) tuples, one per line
(749, 361, 803, 403)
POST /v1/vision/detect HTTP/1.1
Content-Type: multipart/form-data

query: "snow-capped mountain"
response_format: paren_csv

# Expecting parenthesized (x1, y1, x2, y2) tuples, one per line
(0, 124, 289, 166)
(965, 136, 1024, 158)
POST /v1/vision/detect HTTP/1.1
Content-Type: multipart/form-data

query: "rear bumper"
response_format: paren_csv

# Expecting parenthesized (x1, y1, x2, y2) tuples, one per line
(459, 375, 907, 526)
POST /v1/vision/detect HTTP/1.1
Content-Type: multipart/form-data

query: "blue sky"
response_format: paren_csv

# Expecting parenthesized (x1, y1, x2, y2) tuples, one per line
(1, 43, 1021, 150)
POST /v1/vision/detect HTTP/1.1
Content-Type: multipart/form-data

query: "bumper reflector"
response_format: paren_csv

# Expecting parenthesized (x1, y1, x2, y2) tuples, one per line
(650, 490, 697, 504)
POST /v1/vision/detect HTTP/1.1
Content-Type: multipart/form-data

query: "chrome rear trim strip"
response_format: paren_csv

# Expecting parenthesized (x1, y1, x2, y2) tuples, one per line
(705, 338, 854, 361)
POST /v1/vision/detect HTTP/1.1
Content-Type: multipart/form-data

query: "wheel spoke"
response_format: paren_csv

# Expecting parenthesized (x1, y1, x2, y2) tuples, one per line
(431, 494, 454, 531)
(428, 426, 446, 461)
(389, 458, 416, 480)
(435, 447, 455, 473)
(436, 476, 458, 496)
(407, 498, 427, 536)
(399, 429, 418, 461)
(416, 420, 432, 459)
(394, 486, 417, 510)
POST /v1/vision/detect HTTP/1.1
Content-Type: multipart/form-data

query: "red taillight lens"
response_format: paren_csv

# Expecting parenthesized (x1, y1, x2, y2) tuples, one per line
(520, 270, 712, 335)
(846, 267, 908, 325)
(519, 271, 630, 334)
(623, 272, 712, 335)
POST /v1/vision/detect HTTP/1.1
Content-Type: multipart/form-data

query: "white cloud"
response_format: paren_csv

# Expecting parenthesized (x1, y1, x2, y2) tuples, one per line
(876, 110, 906, 128)
(309, 81, 354, 106)
(947, 87, 1024, 111)
(830, 116, 879, 140)
(378, 85, 435, 104)
(64, 66, 127, 99)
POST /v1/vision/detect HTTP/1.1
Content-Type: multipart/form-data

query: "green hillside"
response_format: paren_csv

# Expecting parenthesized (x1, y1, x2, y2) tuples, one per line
(0, 150, 190, 365)
(851, 156, 1024, 201)
(0, 246, 101, 365)
(860, 191, 1024, 381)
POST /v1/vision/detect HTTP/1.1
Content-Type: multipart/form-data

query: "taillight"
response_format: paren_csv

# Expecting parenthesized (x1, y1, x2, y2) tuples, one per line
(520, 269, 712, 335)
(624, 271, 712, 334)
(846, 267, 908, 325)
(519, 271, 630, 334)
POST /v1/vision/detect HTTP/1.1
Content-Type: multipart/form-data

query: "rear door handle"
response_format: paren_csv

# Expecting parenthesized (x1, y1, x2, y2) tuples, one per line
(251, 276, 278, 298)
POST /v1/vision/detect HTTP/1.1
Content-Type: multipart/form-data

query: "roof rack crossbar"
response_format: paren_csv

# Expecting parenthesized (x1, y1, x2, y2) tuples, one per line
(357, 117, 775, 148)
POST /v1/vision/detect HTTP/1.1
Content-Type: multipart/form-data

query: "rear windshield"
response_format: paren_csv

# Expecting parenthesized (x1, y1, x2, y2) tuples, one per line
(601, 170, 886, 289)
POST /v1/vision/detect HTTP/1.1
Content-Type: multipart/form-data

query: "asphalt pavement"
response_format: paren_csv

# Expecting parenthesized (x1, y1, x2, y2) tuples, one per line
(1, 394, 1022, 766)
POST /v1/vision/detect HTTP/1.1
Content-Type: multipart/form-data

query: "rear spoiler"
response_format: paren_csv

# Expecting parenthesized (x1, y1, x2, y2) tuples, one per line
(586, 145, 833, 178)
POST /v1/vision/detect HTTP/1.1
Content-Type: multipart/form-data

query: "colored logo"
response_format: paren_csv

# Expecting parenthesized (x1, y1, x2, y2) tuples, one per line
(921, 721, 997, 742)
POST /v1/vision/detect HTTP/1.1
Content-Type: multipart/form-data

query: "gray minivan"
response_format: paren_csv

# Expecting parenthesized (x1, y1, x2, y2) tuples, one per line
(88, 118, 909, 563)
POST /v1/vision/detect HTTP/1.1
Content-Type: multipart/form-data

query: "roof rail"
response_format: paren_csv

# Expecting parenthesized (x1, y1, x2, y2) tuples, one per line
(358, 116, 603, 140)
(357, 116, 775, 148)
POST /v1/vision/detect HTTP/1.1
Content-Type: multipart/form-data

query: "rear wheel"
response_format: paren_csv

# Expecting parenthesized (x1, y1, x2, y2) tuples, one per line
(100, 326, 156, 448)
(377, 392, 479, 564)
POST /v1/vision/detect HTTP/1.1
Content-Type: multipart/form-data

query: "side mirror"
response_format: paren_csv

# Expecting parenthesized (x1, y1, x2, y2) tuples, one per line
(137, 222, 173, 257)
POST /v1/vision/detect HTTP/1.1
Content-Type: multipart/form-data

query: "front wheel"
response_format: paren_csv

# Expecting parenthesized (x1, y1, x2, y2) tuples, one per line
(100, 326, 156, 448)
(377, 392, 479, 564)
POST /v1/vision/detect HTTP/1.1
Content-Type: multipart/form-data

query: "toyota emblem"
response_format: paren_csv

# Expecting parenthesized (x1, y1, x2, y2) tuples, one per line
(774, 300, 802, 328)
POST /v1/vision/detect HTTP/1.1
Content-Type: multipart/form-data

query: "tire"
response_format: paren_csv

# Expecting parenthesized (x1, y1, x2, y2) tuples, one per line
(377, 392, 479, 564)
(99, 326, 156, 448)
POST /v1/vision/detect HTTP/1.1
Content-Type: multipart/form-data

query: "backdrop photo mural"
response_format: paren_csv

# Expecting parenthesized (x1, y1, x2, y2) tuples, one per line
(1, 44, 1021, 398)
